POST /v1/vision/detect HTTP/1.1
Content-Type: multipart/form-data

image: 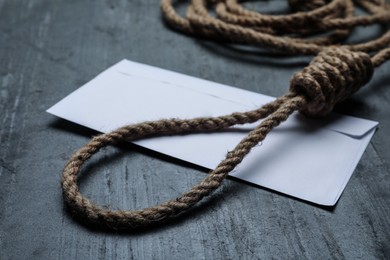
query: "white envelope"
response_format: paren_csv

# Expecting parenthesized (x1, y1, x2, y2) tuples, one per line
(47, 60, 378, 206)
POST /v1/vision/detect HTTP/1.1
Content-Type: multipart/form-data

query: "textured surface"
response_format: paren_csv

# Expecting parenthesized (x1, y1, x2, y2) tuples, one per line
(0, 0, 389, 259)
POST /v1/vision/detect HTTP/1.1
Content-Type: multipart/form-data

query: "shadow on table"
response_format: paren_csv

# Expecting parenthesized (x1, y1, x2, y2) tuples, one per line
(195, 40, 312, 68)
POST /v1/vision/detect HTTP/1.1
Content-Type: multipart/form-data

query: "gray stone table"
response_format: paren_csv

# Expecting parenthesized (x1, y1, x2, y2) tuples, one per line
(1, 1, 389, 259)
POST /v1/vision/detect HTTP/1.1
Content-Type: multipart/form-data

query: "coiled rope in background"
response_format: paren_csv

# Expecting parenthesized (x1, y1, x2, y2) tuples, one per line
(61, 0, 390, 230)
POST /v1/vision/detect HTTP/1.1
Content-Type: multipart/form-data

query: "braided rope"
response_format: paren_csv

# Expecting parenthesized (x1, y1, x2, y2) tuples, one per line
(61, 0, 390, 230)
(161, 0, 390, 56)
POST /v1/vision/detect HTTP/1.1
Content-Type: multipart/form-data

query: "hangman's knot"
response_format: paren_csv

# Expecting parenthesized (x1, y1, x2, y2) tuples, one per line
(290, 47, 373, 116)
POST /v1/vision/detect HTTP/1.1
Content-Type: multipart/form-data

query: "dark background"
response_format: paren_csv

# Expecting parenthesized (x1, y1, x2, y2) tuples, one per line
(1, 1, 389, 259)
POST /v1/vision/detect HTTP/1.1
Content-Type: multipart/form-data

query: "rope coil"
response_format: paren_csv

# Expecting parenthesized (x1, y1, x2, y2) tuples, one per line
(61, 0, 390, 230)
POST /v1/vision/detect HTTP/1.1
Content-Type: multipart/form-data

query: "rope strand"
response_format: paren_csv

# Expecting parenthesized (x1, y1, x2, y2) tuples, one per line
(61, 0, 390, 230)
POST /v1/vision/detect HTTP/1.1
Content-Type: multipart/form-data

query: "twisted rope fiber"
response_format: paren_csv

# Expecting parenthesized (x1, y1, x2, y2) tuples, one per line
(62, 0, 390, 230)
(161, 0, 390, 59)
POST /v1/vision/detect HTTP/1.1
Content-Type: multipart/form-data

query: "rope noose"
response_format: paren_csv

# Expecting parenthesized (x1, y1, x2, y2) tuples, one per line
(61, 47, 375, 229)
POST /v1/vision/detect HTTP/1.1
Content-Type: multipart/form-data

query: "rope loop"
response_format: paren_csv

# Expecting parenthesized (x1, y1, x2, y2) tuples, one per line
(61, 94, 305, 230)
(290, 47, 373, 116)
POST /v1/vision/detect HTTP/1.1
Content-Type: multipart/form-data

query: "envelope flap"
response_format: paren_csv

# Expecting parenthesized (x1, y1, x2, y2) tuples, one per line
(299, 113, 379, 138)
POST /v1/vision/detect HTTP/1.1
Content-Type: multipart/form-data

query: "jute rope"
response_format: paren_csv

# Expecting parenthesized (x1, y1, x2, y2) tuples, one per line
(61, 0, 390, 230)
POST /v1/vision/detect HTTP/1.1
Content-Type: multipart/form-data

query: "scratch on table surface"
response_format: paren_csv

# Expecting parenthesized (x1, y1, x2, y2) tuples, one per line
(313, 211, 346, 259)
(0, 159, 16, 176)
